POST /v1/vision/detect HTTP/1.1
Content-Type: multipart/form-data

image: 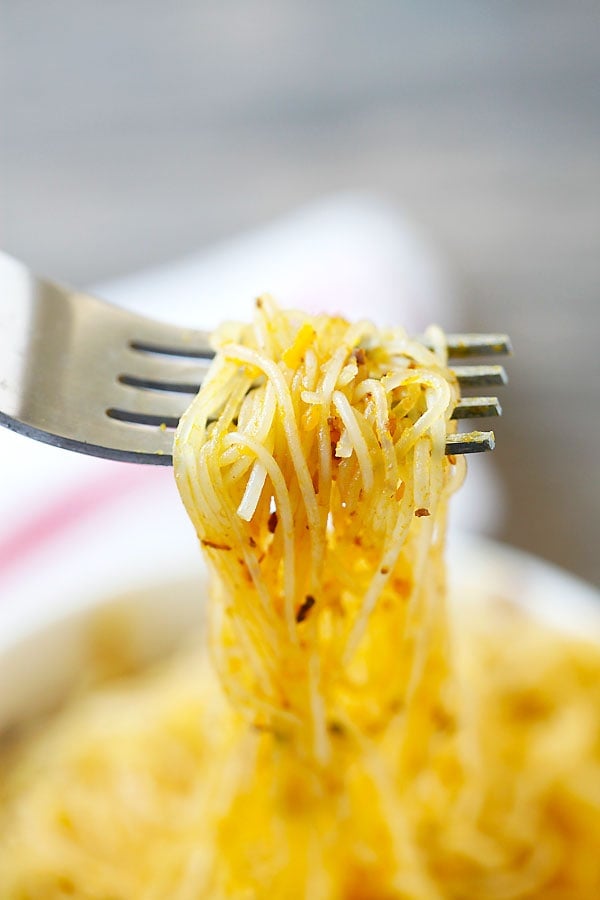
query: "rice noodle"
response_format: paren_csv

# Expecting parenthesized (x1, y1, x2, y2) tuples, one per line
(1, 298, 599, 899)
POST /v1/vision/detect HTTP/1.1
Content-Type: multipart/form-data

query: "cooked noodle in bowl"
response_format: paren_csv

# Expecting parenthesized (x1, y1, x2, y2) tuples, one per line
(0, 299, 599, 899)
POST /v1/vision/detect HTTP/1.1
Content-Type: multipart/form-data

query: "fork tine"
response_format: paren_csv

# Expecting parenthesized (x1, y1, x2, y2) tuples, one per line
(118, 374, 198, 394)
(131, 329, 512, 360)
(129, 337, 215, 359)
(97, 415, 176, 463)
(126, 317, 214, 359)
(123, 354, 509, 391)
(131, 324, 512, 361)
(120, 350, 209, 389)
(445, 333, 512, 357)
(106, 382, 192, 421)
(451, 397, 502, 419)
(445, 431, 495, 454)
(101, 420, 499, 463)
(451, 365, 508, 387)
(106, 408, 180, 429)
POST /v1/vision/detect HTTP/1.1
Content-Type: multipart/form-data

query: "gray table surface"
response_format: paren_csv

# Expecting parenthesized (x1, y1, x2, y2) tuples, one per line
(1, 1, 599, 585)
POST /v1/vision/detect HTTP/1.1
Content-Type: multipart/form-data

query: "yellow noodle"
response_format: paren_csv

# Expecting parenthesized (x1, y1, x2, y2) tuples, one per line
(0, 299, 599, 899)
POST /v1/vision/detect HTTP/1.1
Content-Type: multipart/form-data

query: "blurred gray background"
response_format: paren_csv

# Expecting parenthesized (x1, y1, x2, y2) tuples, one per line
(1, 1, 599, 584)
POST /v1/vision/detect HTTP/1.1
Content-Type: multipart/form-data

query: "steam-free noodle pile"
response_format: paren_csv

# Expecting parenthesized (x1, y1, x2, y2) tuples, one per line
(0, 298, 598, 899)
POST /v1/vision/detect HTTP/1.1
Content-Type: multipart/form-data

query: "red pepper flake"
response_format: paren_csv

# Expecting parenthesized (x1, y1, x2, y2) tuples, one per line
(393, 576, 412, 595)
(249, 536, 257, 547)
(328, 720, 346, 735)
(268, 511, 278, 533)
(447, 454, 457, 466)
(415, 507, 430, 517)
(251, 722, 271, 733)
(328, 415, 342, 445)
(201, 539, 232, 551)
(432, 704, 456, 732)
(380, 566, 390, 575)
(296, 595, 315, 623)
(352, 348, 366, 366)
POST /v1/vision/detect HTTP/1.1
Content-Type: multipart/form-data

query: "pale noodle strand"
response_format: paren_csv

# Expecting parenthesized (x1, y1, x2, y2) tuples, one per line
(332, 390, 374, 495)
(224, 432, 298, 643)
(221, 344, 322, 561)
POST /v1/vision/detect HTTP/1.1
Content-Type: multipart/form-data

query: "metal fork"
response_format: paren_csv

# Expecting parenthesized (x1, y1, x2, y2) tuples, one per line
(0, 252, 511, 465)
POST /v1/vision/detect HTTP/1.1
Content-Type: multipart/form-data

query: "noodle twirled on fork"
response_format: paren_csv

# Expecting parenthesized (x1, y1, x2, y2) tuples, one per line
(174, 297, 472, 894)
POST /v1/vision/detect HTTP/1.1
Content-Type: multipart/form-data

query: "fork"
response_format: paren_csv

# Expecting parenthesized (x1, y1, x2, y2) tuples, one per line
(0, 252, 511, 465)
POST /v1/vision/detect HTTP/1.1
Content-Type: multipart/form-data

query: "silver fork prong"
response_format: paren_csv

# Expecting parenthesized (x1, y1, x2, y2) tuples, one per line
(106, 382, 192, 423)
(445, 431, 495, 454)
(120, 350, 208, 389)
(118, 373, 198, 394)
(451, 365, 508, 387)
(126, 313, 214, 359)
(451, 396, 502, 419)
(445, 333, 512, 357)
(97, 415, 176, 463)
(133, 330, 512, 361)
(128, 335, 215, 360)
(123, 356, 510, 393)
(113, 425, 498, 462)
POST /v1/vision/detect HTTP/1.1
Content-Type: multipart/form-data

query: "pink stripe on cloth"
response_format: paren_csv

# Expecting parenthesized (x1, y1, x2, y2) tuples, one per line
(0, 466, 170, 589)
